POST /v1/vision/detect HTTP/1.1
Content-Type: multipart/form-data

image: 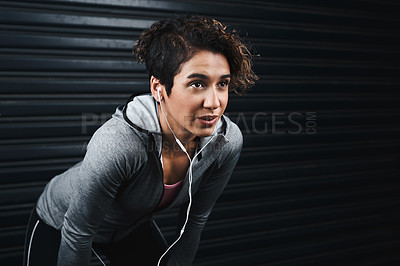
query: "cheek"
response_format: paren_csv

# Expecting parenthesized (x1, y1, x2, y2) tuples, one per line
(172, 96, 201, 119)
(220, 93, 229, 111)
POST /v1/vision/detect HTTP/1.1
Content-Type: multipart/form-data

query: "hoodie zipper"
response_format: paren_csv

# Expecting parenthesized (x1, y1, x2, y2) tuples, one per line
(151, 135, 165, 210)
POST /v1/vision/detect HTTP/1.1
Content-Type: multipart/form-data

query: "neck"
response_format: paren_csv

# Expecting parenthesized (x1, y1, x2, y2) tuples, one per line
(162, 133, 199, 157)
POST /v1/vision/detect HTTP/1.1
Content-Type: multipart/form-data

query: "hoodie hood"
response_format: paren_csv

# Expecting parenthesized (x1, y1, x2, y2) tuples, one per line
(122, 94, 162, 135)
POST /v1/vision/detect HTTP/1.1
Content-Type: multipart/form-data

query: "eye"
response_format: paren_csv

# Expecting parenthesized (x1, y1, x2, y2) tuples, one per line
(218, 80, 230, 88)
(190, 81, 205, 89)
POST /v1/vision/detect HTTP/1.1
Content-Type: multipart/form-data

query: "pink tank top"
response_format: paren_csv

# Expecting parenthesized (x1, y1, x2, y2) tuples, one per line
(157, 179, 183, 210)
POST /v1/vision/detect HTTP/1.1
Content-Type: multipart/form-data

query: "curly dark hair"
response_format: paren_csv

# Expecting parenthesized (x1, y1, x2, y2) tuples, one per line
(132, 14, 258, 95)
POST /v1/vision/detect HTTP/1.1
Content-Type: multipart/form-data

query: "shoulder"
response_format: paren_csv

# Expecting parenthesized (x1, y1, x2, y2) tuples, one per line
(86, 117, 148, 163)
(212, 115, 243, 168)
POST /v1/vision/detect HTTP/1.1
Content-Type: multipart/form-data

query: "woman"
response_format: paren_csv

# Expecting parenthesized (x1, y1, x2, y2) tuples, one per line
(23, 14, 257, 266)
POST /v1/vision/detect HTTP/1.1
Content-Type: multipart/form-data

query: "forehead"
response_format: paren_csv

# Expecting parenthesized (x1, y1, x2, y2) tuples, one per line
(179, 50, 230, 76)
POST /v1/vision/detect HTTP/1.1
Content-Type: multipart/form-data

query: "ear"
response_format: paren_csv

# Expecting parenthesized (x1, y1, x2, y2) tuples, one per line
(150, 76, 165, 102)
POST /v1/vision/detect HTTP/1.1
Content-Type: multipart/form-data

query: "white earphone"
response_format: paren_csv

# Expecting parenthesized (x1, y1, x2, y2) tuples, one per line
(156, 86, 215, 265)
(157, 86, 162, 102)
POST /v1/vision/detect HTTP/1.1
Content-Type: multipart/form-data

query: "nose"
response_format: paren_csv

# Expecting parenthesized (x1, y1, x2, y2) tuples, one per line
(203, 88, 221, 109)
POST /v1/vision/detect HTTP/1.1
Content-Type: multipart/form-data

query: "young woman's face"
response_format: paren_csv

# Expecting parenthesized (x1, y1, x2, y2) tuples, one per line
(162, 50, 230, 139)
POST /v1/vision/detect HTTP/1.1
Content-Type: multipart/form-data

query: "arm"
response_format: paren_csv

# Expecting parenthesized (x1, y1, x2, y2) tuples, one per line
(57, 122, 139, 266)
(167, 132, 243, 265)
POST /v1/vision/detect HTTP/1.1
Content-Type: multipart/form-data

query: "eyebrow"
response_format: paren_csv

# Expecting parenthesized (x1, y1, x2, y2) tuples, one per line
(186, 73, 231, 80)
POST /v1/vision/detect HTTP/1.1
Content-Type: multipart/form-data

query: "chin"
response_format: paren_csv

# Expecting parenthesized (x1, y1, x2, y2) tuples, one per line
(194, 127, 216, 138)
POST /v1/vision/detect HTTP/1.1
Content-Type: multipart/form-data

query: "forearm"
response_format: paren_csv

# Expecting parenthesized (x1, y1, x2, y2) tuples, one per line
(167, 215, 207, 266)
(57, 226, 93, 266)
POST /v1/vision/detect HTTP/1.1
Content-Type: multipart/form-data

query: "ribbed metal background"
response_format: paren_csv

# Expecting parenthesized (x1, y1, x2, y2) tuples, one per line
(1, 0, 400, 265)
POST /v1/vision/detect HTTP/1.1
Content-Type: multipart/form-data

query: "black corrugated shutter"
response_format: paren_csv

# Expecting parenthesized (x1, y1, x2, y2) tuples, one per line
(1, 0, 399, 265)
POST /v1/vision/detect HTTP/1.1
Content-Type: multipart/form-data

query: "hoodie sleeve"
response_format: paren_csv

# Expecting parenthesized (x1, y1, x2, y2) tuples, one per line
(167, 127, 243, 265)
(57, 120, 141, 266)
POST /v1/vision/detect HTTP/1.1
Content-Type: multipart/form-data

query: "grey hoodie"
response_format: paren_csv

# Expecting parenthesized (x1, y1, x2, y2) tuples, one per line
(36, 94, 243, 265)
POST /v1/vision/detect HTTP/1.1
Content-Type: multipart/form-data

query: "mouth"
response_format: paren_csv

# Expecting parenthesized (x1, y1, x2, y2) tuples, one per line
(197, 115, 219, 126)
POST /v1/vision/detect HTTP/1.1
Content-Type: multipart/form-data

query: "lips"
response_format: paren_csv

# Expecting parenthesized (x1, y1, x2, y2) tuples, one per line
(199, 115, 218, 121)
(197, 115, 218, 126)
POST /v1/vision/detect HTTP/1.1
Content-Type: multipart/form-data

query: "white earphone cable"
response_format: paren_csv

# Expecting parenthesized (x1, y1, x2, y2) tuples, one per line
(156, 87, 215, 265)
(158, 88, 183, 151)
